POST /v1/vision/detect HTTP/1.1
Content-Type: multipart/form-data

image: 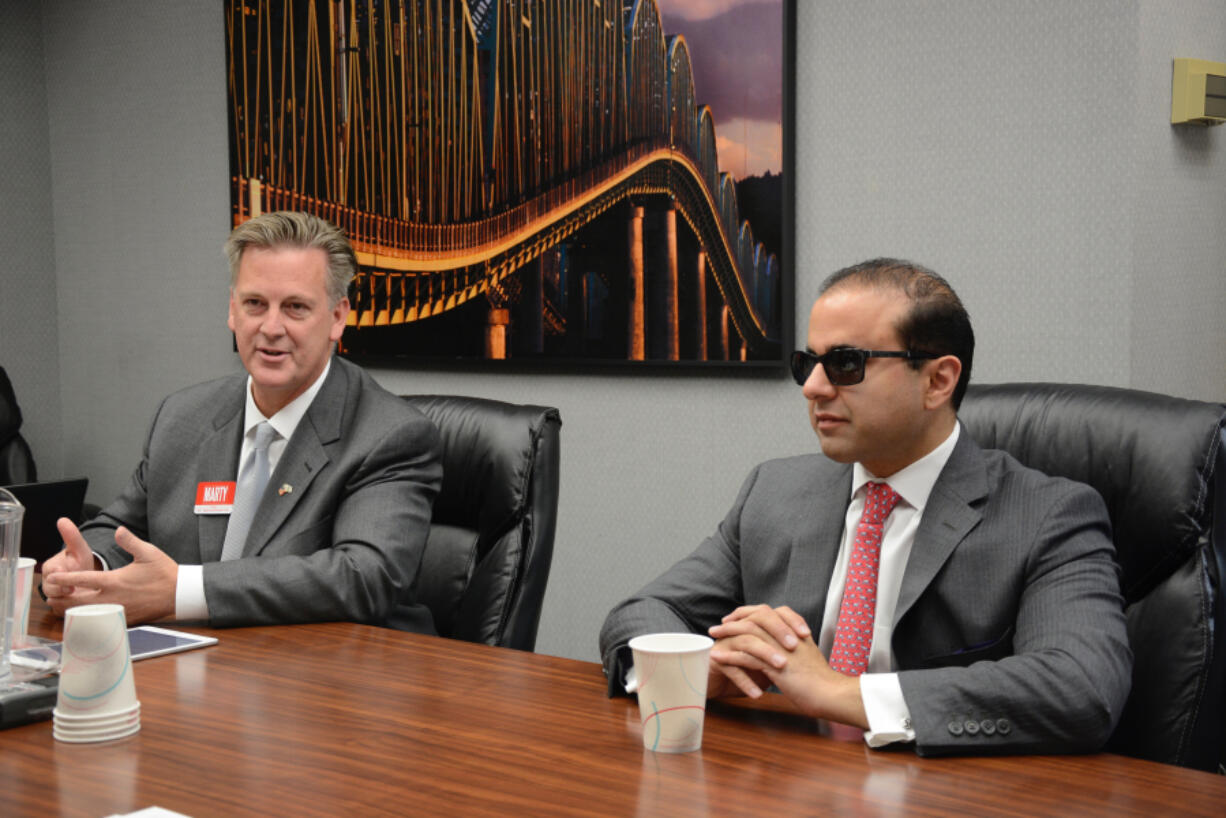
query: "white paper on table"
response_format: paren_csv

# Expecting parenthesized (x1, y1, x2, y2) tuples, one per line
(104, 807, 195, 818)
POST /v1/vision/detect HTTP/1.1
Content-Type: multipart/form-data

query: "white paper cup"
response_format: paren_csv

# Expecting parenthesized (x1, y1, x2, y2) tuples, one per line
(52, 711, 141, 734)
(628, 633, 713, 753)
(55, 604, 139, 720)
(53, 720, 141, 743)
(53, 701, 140, 725)
(9, 557, 36, 648)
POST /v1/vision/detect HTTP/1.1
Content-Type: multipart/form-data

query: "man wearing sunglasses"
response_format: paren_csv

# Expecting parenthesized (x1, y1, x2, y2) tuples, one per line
(600, 258, 1130, 757)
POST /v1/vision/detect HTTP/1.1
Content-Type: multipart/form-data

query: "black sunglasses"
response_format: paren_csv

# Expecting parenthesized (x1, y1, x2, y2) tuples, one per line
(789, 348, 938, 387)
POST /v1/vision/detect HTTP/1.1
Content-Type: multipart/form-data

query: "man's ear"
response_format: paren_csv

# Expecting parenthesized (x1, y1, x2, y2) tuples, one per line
(329, 297, 350, 343)
(924, 355, 962, 410)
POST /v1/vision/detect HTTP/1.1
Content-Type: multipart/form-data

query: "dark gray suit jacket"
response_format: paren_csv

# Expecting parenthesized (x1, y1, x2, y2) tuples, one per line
(82, 357, 442, 628)
(599, 430, 1132, 756)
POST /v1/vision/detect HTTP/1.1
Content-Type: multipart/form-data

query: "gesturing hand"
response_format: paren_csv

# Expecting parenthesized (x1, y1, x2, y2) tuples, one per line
(40, 517, 104, 606)
(42, 521, 178, 624)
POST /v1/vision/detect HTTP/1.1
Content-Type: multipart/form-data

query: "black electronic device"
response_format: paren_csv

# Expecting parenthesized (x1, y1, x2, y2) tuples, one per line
(0, 675, 57, 728)
(2, 477, 89, 563)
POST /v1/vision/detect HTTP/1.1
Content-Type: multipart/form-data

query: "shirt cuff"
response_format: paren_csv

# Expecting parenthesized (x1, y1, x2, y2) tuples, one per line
(860, 672, 916, 747)
(174, 564, 209, 622)
(623, 664, 638, 694)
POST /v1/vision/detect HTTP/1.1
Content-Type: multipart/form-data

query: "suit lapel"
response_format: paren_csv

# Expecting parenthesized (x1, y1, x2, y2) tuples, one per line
(784, 462, 853, 628)
(894, 430, 988, 625)
(242, 359, 350, 557)
(197, 380, 246, 563)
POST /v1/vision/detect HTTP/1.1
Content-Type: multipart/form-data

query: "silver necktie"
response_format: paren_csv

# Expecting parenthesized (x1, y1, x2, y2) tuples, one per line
(220, 421, 278, 561)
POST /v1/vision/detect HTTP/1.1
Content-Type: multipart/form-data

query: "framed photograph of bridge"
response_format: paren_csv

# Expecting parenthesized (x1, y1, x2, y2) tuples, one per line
(225, 0, 794, 369)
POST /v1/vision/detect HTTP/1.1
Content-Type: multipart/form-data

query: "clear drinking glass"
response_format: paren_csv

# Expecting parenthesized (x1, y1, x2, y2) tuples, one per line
(0, 487, 25, 682)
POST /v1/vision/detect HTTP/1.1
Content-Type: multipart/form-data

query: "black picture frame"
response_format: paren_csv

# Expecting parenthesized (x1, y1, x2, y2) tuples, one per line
(226, 0, 795, 373)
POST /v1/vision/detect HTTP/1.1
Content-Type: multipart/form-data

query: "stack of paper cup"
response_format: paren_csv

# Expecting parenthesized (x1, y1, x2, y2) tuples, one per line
(53, 603, 140, 743)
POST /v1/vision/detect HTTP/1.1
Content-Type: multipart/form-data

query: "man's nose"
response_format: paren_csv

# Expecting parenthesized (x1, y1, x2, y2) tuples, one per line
(259, 308, 286, 336)
(802, 361, 837, 400)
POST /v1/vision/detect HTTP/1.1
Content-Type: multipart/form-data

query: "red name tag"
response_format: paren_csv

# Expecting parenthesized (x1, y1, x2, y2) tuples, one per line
(194, 481, 237, 514)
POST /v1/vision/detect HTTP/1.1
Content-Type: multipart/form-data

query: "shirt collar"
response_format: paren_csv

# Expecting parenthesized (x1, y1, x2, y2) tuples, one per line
(851, 422, 960, 512)
(241, 357, 332, 441)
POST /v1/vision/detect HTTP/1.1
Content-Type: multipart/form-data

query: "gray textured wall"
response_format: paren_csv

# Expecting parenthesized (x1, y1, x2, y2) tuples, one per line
(1, 1, 62, 478)
(2, 1, 1223, 662)
(41, 0, 238, 512)
(1131, 1, 1226, 396)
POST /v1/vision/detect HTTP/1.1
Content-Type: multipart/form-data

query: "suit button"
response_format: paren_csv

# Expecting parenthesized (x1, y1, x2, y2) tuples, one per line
(996, 718, 1012, 735)
(980, 719, 996, 735)
(948, 721, 964, 736)
(964, 720, 980, 736)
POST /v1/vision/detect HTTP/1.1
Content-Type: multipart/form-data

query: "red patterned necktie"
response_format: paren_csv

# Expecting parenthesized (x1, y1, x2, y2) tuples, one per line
(829, 481, 902, 676)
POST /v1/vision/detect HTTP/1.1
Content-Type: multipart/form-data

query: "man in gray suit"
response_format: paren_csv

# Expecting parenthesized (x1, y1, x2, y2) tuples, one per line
(600, 259, 1131, 756)
(42, 212, 442, 628)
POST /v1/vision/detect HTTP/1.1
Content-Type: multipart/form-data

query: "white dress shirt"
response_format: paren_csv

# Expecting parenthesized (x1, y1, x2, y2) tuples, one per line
(818, 423, 960, 746)
(173, 359, 333, 621)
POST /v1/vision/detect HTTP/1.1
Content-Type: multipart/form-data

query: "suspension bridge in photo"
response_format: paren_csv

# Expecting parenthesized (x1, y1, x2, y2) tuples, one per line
(227, 0, 782, 360)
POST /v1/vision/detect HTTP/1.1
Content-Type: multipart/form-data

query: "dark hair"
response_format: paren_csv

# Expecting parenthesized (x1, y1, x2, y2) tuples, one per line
(818, 258, 974, 409)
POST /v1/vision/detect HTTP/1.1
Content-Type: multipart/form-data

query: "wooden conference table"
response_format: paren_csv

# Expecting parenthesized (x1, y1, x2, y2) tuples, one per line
(3, 599, 1225, 817)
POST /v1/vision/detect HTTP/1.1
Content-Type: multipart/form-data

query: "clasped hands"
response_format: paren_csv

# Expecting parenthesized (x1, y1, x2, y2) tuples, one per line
(707, 604, 868, 729)
(40, 517, 178, 624)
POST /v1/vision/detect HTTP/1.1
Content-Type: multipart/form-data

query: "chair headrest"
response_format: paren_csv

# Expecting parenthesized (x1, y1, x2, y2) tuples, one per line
(401, 395, 560, 540)
(959, 383, 1226, 601)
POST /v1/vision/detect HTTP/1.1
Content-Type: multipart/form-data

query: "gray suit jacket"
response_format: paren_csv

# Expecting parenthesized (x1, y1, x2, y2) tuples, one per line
(82, 356, 442, 628)
(599, 430, 1132, 756)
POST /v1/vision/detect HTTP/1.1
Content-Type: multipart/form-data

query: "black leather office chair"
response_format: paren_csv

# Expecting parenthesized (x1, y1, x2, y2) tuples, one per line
(959, 383, 1226, 771)
(0, 366, 37, 484)
(400, 395, 561, 651)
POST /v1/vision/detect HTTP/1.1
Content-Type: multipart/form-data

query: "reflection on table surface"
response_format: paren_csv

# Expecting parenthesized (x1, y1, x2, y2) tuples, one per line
(3, 592, 1225, 817)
